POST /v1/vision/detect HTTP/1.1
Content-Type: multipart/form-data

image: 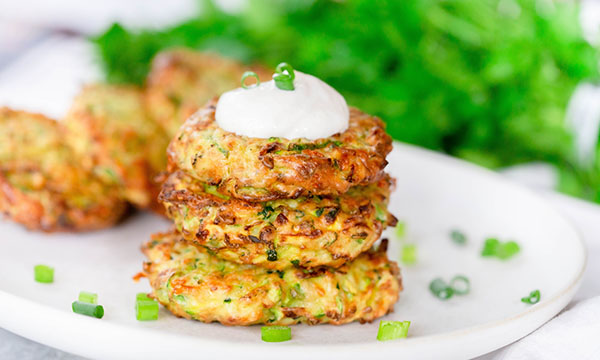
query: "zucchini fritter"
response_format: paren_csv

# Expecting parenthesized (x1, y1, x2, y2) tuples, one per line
(146, 49, 271, 138)
(167, 100, 393, 201)
(64, 84, 169, 209)
(143, 231, 401, 325)
(160, 170, 397, 270)
(0, 108, 126, 231)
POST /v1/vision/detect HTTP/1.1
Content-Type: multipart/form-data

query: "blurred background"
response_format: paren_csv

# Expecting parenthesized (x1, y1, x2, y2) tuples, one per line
(1, 0, 600, 203)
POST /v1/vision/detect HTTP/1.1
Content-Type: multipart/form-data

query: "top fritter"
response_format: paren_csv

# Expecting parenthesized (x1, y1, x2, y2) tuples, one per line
(167, 99, 392, 201)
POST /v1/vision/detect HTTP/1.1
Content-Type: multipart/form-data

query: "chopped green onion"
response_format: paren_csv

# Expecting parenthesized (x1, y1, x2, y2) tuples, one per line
(273, 62, 295, 90)
(450, 230, 467, 245)
(481, 238, 500, 256)
(429, 278, 454, 300)
(376, 321, 410, 341)
(430, 275, 471, 300)
(261, 326, 291, 342)
(78, 291, 98, 304)
(241, 71, 260, 89)
(34, 264, 54, 283)
(395, 222, 406, 239)
(136, 292, 152, 301)
(521, 290, 541, 305)
(482, 238, 520, 260)
(136, 299, 159, 321)
(496, 241, 520, 260)
(72, 301, 104, 319)
(450, 275, 470, 295)
(401, 244, 417, 265)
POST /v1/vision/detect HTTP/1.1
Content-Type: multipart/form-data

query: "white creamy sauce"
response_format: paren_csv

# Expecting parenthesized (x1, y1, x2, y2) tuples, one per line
(215, 71, 349, 140)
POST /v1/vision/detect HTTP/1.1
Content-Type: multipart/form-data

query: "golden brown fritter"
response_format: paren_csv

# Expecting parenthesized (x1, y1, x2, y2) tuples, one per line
(167, 100, 393, 201)
(64, 84, 169, 209)
(160, 170, 397, 270)
(145, 49, 271, 138)
(143, 230, 401, 326)
(0, 108, 126, 231)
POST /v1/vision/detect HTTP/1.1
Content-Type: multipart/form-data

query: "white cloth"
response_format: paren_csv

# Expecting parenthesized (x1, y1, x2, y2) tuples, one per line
(488, 297, 600, 360)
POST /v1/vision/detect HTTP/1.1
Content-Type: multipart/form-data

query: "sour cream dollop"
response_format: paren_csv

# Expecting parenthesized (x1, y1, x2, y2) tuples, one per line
(215, 71, 349, 140)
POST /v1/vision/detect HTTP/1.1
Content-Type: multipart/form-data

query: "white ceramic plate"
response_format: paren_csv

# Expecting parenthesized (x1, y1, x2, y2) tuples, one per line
(0, 143, 586, 360)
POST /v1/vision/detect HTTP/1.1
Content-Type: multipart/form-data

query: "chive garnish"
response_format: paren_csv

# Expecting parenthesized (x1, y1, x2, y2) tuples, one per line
(136, 300, 159, 321)
(401, 244, 417, 265)
(482, 238, 520, 260)
(34, 265, 54, 284)
(261, 326, 291, 342)
(429, 275, 470, 300)
(78, 291, 98, 304)
(395, 222, 406, 239)
(429, 278, 454, 300)
(376, 321, 410, 341)
(241, 71, 260, 89)
(449, 275, 470, 295)
(135, 293, 159, 321)
(273, 62, 295, 90)
(521, 290, 541, 305)
(450, 230, 467, 245)
(72, 301, 104, 319)
(136, 293, 152, 301)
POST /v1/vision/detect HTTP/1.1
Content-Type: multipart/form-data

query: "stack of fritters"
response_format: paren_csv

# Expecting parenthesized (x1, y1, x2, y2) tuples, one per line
(143, 100, 402, 325)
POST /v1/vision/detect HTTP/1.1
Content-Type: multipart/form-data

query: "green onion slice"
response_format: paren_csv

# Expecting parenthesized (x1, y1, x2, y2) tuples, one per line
(377, 321, 410, 341)
(78, 291, 98, 304)
(72, 301, 104, 319)
(34, 264, 54, 283)
(136, 293, 152, 302)
(481, 238, 500, 256)
(450, 275, 470, 295)
(521, 290, 541, 305)
(482, 238, 520, 260)
(241, 71, 260, 89)
(497, 241, 520, 260)
(395, 222, 406, 239)
(429, 278, 454, 300)
(273, 62, 295, 90)
(261, 326, 292, 342)
(136, 299, 159, 321)
(450, 230, 467, 245)
(401, 244, 417, 265)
